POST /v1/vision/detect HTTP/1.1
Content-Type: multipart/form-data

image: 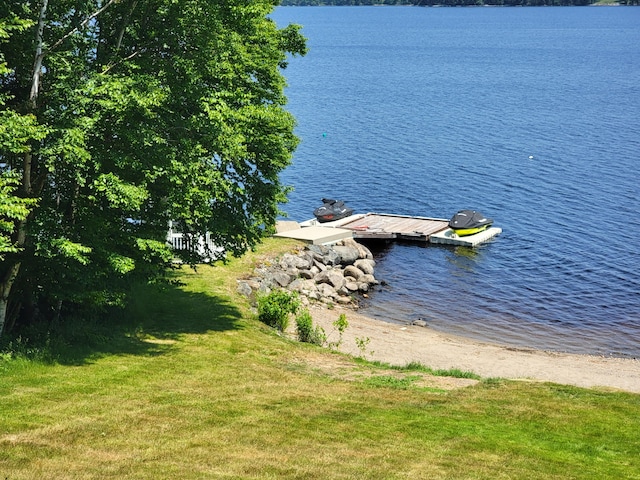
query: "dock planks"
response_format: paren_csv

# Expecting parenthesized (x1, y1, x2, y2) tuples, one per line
(338, 213, 449, 242)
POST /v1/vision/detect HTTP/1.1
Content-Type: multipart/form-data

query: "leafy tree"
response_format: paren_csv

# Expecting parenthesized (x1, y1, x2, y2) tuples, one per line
(0, 0, 306, 336)
(0, 16, 45, 333)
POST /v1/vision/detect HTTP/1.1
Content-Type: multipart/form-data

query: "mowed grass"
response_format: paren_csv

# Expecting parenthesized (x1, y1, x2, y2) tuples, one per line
(1, 238, 639, 479)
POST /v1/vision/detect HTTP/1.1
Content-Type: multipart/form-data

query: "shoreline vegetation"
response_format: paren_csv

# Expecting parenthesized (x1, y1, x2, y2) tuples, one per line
(280, 0, 637, 6)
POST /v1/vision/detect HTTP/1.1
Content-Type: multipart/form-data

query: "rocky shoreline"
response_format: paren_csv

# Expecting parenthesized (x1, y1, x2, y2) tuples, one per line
(237, 238, 381, 307)
(235, 239, 640, 393)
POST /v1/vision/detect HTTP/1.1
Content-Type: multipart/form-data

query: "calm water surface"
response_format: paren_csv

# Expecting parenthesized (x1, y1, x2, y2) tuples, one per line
(271, 6, 640, 357)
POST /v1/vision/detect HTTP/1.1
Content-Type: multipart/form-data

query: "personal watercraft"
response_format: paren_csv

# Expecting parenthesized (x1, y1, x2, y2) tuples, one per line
(313, 198, 354, 223)
(448, 210, 493, 236)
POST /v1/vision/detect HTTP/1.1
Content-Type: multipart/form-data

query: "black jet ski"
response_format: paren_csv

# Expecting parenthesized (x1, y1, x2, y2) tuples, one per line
(313, 198, 354, 223)
(448, 210, 493, 236)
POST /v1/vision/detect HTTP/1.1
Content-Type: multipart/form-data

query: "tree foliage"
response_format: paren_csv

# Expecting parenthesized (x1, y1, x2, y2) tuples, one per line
(0, 0, 306, 335)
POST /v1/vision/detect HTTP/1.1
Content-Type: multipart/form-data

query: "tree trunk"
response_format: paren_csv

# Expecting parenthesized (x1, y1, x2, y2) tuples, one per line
(30, 0, 48, 107)
(0, 262, 21, 335)
(0, 0, 48, 338)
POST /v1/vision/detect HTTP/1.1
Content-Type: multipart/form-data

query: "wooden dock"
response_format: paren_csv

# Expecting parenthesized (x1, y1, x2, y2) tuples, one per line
(336, 213, 449, 243)
(286, 213, 502, 247)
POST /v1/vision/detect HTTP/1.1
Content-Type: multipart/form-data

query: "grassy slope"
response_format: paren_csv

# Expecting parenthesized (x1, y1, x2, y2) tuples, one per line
(1, 238, 639, 479)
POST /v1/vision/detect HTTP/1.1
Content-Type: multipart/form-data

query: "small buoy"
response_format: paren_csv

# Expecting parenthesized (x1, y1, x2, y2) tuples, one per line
(322, 132, 327, 137)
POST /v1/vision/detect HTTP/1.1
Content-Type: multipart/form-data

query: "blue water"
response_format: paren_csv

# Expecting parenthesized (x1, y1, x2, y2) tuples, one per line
(271, 6, 640, 357)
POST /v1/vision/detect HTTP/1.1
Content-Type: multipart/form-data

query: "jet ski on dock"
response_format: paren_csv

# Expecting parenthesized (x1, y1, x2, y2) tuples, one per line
(448, 210, 493, 237)
(313, 198, 354, 223)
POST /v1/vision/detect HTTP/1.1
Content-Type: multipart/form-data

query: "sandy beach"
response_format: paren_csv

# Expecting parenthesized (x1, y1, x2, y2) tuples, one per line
(308, 304, 640, 394)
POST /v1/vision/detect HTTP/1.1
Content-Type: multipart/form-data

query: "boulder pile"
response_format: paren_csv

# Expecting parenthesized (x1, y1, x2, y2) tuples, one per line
(237, 238, 379, 307)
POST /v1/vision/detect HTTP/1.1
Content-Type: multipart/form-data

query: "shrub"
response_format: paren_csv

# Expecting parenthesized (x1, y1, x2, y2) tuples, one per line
(257, 290, 300, 332)
(327, 313, 349, 349)
(295, 309, 326, 345)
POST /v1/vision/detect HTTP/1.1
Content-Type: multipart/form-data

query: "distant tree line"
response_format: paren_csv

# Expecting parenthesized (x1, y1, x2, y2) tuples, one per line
(281, 0, 639, 5)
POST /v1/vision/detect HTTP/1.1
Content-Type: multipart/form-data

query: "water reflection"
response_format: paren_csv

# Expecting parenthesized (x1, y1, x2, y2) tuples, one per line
(445, 246, 481, 274)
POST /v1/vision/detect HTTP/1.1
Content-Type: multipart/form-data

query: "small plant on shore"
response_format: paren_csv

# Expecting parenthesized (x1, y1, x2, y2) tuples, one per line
(295, 309, 326, 346)
(355, 336, 373, 359)
(327, 313, 349, 349)
(257, 290, 300, 332)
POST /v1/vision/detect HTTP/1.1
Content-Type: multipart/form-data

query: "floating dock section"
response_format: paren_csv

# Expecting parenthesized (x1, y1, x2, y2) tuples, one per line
(273, 222, 353, 245)
(279, 213, 502, 247)
(430, 227, 503, 247)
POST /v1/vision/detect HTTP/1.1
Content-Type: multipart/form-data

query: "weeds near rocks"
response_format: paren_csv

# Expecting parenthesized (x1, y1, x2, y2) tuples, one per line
(295, 309, 326, 346)
(257, 290, 300, 332)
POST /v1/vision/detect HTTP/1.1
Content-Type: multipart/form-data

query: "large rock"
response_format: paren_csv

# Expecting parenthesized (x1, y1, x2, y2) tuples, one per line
(341, 237, 373, 260)
(332, 245, 360, 265)
(313, 259, 328, 272)
(273, 271, 293, 287)
(237, 281, 253, 297)
(323, 250, 342, 266)
(280, 252, 311, 270)
(360, 273, 379, 285)
(314, 269, 346, 290)
(289, 278, 317, 293)
(308, 244, 341, 266)
(317, 283, 337, 299)
(298, 269, 315, 279)
(345, 281, 359, 292)
(336, 296, 353, 304)
(343, 265, 364, 280)
(307, 244, 329, 256)
(355, 259, 376, 275)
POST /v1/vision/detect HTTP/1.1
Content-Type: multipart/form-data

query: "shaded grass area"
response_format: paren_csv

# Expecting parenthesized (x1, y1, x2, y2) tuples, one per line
(1, 238, 640, 479)
(0, 272, 242, 367)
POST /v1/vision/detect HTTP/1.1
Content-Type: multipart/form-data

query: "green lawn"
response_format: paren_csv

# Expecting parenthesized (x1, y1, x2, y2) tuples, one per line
(1, 239, 639, 479)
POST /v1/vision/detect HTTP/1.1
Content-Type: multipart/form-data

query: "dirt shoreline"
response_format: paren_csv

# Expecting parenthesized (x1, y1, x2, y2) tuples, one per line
(308, 304, 640, 394)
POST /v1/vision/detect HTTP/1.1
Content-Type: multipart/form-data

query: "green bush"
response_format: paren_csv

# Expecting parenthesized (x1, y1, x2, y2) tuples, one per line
(295, 309, 326, 345)
(257, 290, 300, 332)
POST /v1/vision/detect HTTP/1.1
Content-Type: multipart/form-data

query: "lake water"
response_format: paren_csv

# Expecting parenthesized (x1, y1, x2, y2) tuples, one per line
(271, 6, 640, 358)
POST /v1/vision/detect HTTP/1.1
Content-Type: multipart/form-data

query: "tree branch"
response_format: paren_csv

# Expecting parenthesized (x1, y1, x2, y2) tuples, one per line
(29, 0, 48, 106)
(101, 49, 141, 75)
(47, 0, 120, 53)
(115, 0, 139, 52)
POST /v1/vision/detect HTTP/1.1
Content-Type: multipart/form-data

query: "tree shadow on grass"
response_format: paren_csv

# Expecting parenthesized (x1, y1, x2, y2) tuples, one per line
(11, 274, 246, 366)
